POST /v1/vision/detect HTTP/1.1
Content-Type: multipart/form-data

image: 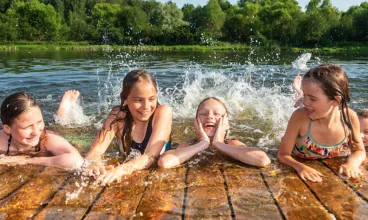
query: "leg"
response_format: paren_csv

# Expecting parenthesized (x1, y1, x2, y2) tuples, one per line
(57, 90, 80, 117)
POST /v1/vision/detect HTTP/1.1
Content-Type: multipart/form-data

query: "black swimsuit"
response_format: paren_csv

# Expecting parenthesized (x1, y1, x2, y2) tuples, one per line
(121, 114, 154, 154)
(6, 134, 12, 155)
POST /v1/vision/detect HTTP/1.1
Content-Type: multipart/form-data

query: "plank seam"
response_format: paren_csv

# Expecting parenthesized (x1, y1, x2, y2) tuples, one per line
(0, 166, 45, 201)
(31, 171, 75, 219)
(80, 185, 107, 220)
(260, 171, 286, 220)
(133, 169, 153, 217)
(181, 167, 190, 220)
(321, 160, 368, 203)
(219, 165, 235, 220)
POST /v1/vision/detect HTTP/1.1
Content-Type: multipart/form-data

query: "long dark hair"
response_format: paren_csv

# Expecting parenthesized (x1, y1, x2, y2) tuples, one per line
(104, 69, 158, 154)
(1, 92, 45, 152)
(303, 64, 357, 143)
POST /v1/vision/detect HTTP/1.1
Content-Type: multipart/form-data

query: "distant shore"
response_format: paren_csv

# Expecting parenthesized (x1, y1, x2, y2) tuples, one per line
(1, 42, 368, 52)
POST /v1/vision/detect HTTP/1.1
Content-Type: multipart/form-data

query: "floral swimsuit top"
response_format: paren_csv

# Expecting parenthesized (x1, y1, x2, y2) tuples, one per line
(292, 120, 350, 159)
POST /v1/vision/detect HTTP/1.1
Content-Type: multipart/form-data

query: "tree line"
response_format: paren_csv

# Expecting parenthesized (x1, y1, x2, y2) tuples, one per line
(0, 0, 367, 47)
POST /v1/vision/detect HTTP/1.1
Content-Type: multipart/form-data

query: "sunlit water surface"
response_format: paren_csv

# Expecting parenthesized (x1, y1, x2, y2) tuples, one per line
(1, 49, 367, 155)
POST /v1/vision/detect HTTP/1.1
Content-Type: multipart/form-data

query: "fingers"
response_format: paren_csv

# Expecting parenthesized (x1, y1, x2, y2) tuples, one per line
(340, 166, 363, 179)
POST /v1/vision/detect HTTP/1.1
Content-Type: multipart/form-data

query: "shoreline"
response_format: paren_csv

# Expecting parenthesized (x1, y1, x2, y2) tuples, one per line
(1, 43, 368, 52)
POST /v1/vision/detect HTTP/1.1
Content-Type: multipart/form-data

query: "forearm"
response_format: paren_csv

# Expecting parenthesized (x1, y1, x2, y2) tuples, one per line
(277, 154, 306, 173)
(158, 140, 209, 168)
(213, 142, 271, 167)
(346, 149, 366, 167)
(116, 153, 158, 175)
(29, 153, 84, 169)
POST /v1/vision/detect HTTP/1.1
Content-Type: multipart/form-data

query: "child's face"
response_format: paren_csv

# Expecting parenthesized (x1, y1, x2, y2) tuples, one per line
(3, 107, 44, 148)
(359, 116, 368, 146)
(124, 80, 158, 122)
(301, 79, 338, 120)
(197, 99, 228, 138)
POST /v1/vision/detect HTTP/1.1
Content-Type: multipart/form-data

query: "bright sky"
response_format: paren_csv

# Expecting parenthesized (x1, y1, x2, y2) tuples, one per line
(156, 0, 367, 11)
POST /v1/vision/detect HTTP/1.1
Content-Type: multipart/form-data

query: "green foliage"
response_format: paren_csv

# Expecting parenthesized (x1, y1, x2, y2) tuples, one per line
(0, 0, 367, 46)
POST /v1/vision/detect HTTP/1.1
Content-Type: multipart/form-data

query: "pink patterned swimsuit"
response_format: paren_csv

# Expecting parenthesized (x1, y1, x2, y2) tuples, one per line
(292, 120, 350, 159)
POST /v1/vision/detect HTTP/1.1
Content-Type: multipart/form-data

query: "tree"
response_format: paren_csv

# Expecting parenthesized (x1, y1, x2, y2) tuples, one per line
(198, 0, 226, 39)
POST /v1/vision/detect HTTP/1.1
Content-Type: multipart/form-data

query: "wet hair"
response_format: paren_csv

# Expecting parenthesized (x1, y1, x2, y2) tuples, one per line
(1, 92, 45, 152)
(303, 64, 357, 143)
(196, 97, 228, 117)
(106, 69, 158, 154)
(357, 109, 368, 119)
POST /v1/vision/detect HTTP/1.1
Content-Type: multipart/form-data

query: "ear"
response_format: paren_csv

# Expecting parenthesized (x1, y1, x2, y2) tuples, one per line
(3, 124, 11, 135)
(333, 96, 342, 106)
(123, 99, 128, 106)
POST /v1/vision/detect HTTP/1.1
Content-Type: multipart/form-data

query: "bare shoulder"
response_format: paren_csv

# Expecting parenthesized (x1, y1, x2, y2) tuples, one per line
(155, 104, 172, 115)
(0, 130, 8, 151)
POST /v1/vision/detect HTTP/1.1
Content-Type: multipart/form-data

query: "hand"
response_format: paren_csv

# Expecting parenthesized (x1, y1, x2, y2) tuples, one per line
(99, 165, 129, 186)
(83, 159, 107, 180)
(297, 165, 324, 182)
(193, 118, 210, 143)
(339, 162, 362, 178)
(213, 114, 229, 143)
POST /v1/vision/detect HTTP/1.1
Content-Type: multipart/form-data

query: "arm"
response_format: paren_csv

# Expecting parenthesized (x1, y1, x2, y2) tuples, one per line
(212, 116, 270, 167)
(101, 105, 173, 185)
(277, 109, 323, 182)
(340, 109, 366, 178)
(84, 107, 123, 177)
(1, 131, 84, 169)
(158, 118, 210, 168)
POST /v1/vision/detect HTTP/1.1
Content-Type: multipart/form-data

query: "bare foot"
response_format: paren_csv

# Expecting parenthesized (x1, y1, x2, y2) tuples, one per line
(292, 75, 302, 95)
(57, 90, 80, 116)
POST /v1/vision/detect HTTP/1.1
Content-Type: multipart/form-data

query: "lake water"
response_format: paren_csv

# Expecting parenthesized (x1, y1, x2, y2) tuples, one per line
(1, 48, 367, 154)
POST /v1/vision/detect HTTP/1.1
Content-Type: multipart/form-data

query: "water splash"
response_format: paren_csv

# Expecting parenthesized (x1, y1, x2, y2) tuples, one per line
(292, 53, 312, 73)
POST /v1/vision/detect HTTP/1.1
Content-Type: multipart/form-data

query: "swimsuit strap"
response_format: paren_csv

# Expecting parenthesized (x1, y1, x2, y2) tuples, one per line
(307, 119, 347, 148)
(6, 134, 12, 155)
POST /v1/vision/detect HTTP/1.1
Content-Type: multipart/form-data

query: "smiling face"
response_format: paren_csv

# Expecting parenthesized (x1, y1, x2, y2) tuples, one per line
(3, 106, 44, 148)
(358, 116, 368, 146)
(124, 80, 158, 122)
(301, 79, 338, 120)
(196, 98, 228, 138)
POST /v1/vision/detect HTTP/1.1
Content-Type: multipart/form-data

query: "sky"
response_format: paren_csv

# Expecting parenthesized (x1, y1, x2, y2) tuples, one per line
(155, 0, 367, 11)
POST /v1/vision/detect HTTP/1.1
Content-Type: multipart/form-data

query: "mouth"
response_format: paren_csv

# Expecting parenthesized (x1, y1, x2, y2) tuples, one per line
(305, 108, 314, 115)
(138, 111, 151, 116)
(204, 123, 216, 128)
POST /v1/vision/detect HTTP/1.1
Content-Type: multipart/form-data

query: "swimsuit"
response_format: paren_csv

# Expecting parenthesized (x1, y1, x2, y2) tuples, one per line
(292, 120, 349, 159)
(6, 134, 44, 156)
(121, 112, 170, 154)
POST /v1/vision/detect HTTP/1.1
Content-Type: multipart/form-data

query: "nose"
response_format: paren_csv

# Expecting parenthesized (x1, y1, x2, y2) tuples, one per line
(207, 112, 214, 119)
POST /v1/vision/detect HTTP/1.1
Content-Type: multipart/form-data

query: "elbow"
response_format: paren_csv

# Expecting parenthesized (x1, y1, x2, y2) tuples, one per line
(157, 155, 177, 169)
(258, 154, 271, 167)
(277, 152, 285, 164)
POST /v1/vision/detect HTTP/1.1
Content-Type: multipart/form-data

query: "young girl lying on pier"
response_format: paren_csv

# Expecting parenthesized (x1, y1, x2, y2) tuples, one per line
(0, 91, 84, 169)
(83, 69, 172, 185)
(158, 97, 271, 168)
(278, 64, 366, 182)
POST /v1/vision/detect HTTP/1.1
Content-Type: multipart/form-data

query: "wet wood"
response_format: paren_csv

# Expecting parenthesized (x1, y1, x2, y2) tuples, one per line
(34, 173, 104, 220)
(304, 160, 368, 219)
(1, 156, 368, 219)
(185, 166, 231, 219)
(84, 170, 150, 219)
(262, 162, 332, 220)
(0, 165, 11, 174)
(135, 167, 187, 219)
(0, 165, 44, 200)
(322, 157, 368, 201)
(0, 167, 71, 220)
(223, 163, 282, 219)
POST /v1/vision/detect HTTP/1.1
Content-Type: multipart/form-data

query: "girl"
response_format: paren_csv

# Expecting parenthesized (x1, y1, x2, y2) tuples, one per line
(158, 97, 271, 168)
(84, 69, 172, 186)
(278, 64, 366, 182)
(0, 91, 84, 169)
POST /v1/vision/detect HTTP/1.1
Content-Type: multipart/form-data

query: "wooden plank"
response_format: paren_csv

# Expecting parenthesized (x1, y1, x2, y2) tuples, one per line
(322, 157, 368, 201)
(0, 165, 11, 174)
(0, 165, 44, 200)
(223, 164, 281, 219)
(135, 167, 187, 219)
(84, 170, 150, 219)
(304, 160, 368, 219)
(263, 162, 332, 220)
(185, 166, 231, 219)
(34, 174, 104, 220)
(0, 167, 71, 220)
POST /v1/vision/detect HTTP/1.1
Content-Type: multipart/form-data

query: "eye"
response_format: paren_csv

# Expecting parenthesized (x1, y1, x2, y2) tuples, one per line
(214, 113, 222, 116)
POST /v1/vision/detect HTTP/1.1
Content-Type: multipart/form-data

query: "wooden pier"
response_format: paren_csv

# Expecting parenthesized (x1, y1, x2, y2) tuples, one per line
(0, 152, 368, 219)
